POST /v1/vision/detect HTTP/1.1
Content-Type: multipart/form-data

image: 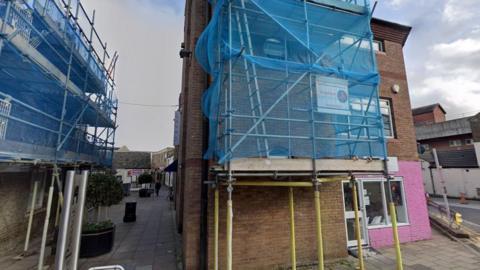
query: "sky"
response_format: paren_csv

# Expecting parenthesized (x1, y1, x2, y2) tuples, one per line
(80, 0, 480, 151)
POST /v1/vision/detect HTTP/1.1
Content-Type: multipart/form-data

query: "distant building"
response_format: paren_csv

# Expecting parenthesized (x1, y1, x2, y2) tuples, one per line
(414, 105, 480, 199)
(113, 146, 152, 191)
(414, 105, 477, 153)
(152, 147, 176, 187)
(413, 103, 446, 126)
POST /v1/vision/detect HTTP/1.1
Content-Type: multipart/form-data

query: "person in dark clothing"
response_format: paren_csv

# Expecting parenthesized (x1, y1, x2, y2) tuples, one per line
(155, 181, 161, 197)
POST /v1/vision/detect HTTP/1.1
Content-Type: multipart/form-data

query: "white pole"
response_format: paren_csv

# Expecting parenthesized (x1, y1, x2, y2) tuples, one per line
(24, 180, 39, 252)
(432, 148, 451, 223)
(70, 170, 88, 270)
(54, 171, 75, 270)
(38, 168, 58, 270)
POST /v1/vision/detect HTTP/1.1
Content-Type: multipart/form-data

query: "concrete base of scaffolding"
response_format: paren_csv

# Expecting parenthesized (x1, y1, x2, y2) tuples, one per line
(213, 158, 384, 172)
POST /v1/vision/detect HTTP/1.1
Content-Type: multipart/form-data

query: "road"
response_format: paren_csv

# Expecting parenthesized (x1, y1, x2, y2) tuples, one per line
(432, 198, 480, 233)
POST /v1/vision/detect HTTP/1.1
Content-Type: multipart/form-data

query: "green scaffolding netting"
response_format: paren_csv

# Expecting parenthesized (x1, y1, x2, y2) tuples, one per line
(197, 0, 387, 163)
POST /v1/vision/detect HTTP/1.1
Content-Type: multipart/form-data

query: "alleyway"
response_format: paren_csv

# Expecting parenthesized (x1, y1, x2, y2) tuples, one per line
(0, 188, 181, 270)
(79, 188, 181, 270)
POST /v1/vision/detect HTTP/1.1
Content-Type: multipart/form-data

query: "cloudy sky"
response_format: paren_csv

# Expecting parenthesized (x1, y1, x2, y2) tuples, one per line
(81, 0, 480, 151)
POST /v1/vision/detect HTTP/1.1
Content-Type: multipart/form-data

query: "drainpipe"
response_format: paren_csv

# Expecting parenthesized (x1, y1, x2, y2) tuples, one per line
(199, 1, 211, 269)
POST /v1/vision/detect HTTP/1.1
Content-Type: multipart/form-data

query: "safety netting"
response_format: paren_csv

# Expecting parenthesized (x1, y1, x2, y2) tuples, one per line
(197, 0, 387, 163)
(0, 0, 116, 165)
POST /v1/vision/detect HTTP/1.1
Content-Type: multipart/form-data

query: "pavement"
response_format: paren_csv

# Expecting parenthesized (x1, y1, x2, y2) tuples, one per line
(363, 229, 480, 270)
(78, 188, 181, 270)
(2, 191, 479, 270)
(0, 188, 182, 270)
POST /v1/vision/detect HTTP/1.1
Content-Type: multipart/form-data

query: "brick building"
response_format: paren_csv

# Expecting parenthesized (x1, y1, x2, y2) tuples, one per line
(176, 1, 430, 269)
(414, 105, 478, 152)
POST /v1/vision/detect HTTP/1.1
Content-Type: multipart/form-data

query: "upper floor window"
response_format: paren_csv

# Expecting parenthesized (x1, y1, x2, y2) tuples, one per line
(449, 140, 462, 147)
(380, 99, 394, 138)
(373, 39, 385, 53)
(465, 139, 474, 145)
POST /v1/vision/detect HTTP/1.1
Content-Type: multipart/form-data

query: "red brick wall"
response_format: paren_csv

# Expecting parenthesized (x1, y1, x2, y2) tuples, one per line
(207, 182, 347, 269)
(178, 0, 208, 269)
(376, 39, 419, 161)
(413, 107, 446, 126)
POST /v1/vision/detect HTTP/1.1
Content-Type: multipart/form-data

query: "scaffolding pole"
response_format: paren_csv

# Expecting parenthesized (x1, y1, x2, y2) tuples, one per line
(289, 187, 297, 270)
(386, 176, 403, 270)
(314, 184, 324, 270)
(214, 187, 219, 270)
(24, 179, 39, 253)
(226, 183, 233, 270)
(38, 165, 60, 270)
(351, 177, 365, 270)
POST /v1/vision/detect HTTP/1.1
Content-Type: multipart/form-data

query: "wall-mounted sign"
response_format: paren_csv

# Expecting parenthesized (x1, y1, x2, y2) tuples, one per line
(316, 76, 350, 115)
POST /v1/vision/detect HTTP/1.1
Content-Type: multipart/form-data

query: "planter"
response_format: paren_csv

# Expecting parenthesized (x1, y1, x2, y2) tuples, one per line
(80, 225, 115, 258)
(123, 202, 136, 223)
(139, 188, 152, 197)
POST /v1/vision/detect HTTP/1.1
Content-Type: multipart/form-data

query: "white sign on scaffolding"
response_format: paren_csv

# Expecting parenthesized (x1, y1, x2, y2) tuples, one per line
(316, 76, 350, 115)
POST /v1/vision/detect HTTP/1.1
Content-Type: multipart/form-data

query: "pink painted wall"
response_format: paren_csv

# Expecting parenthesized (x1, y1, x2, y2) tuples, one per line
(368, 161, 432, 248)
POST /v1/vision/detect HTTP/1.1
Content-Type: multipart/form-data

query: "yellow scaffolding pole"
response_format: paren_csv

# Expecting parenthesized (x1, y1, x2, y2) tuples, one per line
(352, 179, 365, 270)
(314, 188, 324, 270)
(226, 196, 233, 270)
(389, 202, 403, 270)
(214, 187, 219, 270)
(289, 187, 297, 270)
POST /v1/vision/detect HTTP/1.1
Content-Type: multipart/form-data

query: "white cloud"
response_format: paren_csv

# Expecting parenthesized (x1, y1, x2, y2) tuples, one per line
(433, 38, 480, 58)
(443, 0, 478, 24)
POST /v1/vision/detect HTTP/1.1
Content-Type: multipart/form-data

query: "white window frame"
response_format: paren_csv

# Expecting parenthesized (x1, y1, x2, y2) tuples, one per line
(373, 39, 385, 53)
(360, 177, 409, 229)
(380, 99, 395, 139)
(465, 139, 473, 145)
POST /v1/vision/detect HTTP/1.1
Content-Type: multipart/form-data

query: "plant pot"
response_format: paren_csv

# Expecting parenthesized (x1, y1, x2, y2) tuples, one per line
(80, 225, 115, 258)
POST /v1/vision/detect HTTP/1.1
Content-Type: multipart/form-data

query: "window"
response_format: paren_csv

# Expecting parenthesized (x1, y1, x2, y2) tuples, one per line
(465, 139, 474, 145)
(449, 140, 462, 147)
(362, 178, 408, 228)
(420, 144, 430, 151)
(373, 39, 385, 53)
(380, 99, 395, 138)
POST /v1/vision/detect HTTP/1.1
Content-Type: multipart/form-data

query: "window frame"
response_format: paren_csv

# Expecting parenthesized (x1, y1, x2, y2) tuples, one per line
(449, 139, 463, 147)
(373, 39, 385, 53)
(465, 139, 474, 145)
(361, 177, 410, 229)
(380, 98, 395, 139)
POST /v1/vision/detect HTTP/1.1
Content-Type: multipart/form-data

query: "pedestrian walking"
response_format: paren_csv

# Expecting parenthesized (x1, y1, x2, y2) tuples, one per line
(155, 181, 161, 197)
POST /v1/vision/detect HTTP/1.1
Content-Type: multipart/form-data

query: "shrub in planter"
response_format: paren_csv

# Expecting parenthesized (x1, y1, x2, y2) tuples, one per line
(80, 173, 123, 258)
(138, 173, 153, 197)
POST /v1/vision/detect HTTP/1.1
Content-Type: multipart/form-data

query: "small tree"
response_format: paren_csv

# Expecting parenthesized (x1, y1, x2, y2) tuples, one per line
(138, 173, 153, 186)
(86, 173, 123, 224)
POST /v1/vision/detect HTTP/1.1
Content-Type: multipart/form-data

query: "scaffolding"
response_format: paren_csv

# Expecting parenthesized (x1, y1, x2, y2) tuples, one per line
(197, 0, 386, 164)
(0, 0, 118, 166)
(197, 0, 404, 269)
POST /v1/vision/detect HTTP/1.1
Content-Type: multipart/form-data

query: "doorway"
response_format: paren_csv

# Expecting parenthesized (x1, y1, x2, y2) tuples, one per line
(342, 181, 368, 248)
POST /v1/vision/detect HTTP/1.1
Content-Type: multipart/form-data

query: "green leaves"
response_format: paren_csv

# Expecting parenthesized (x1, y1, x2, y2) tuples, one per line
(138, 173, 154, 185)
(86, 173, 124, 208)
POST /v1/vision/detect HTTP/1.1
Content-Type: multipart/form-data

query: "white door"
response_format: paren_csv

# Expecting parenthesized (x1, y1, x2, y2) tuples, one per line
(342, 181, 368, 247)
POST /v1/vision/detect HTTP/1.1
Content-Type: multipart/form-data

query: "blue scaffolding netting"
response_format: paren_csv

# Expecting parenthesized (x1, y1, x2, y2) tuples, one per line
(196, 0, 387, 163)
(0, 0, 117, 166)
